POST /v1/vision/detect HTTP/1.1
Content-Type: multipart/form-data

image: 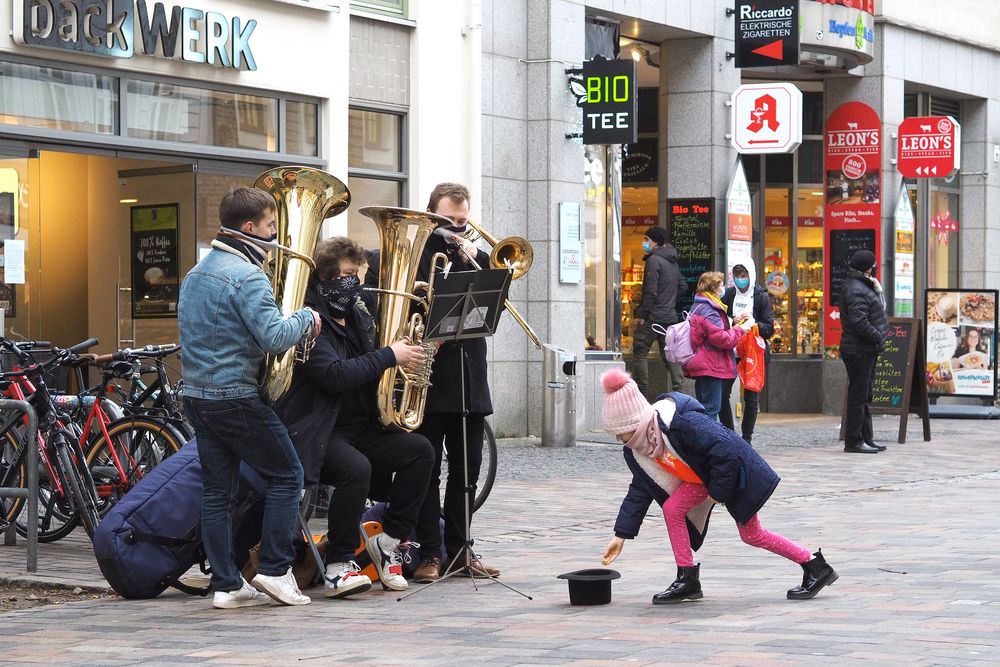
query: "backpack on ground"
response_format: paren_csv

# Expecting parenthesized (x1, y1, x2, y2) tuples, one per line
(653, 312, 694, 365)
(93, 439, 265, 600)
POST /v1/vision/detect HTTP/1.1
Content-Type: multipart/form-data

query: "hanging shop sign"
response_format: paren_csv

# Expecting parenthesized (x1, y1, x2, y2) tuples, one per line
(897, 116, 961, 179)
(730, 83, 803, 154)
(579, 58, 637, 145)
(667, 199, 713, 314)
(13, 0, 258, 70)
(725, 158, 753, 286)
(131, 204, 179, 318)
(798, 0, 875, 68)
(893, 183, 915, 317)
(925, 289, 998, 399)
(823, 101, 882, 357)
(734, 0, 800, 68)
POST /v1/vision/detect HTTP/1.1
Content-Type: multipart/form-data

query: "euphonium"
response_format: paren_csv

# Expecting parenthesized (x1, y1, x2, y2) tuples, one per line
(360, 206, 451, 432)
(254, 166, 350, 403)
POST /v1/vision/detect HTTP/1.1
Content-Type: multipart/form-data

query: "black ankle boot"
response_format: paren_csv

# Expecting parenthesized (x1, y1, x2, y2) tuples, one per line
(652, 564, 703, 604)
(787, 549, 839, 600)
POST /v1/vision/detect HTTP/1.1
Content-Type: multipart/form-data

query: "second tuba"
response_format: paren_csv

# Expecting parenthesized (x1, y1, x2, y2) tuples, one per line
(360, 206, 452, 432)
(255, 166, 350, 404)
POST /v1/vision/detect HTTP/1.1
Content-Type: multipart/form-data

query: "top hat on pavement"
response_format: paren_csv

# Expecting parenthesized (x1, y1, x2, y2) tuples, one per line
(557, 568, 621, 606)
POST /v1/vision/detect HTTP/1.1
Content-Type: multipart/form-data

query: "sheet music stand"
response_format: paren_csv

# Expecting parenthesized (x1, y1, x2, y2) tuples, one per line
(398, 267, 532, 601)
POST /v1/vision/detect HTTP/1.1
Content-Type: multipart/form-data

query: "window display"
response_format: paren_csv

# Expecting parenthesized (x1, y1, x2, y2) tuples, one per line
(795, 189, 824, 355)
(763, 188, 791, 354)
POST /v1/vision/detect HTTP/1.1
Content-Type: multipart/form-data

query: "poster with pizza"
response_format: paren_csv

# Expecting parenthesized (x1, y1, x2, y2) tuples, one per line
(823, 101, 883, 357)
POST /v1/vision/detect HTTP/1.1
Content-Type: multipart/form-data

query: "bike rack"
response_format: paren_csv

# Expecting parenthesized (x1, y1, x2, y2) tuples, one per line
(0, 399, 39, 573)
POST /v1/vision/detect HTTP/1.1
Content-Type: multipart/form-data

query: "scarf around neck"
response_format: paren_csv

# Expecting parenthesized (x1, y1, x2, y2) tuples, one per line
(700, 291, 726, 312)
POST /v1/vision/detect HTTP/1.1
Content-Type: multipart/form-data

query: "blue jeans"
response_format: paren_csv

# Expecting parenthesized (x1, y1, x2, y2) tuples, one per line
(185, 397, 304, 593)
(694, 377, 724, 420)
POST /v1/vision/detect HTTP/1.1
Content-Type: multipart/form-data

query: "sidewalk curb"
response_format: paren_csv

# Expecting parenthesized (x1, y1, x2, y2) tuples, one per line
(0, 575, 112, 594)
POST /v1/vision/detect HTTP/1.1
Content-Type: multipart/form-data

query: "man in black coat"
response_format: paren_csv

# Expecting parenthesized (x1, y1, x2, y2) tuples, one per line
(275, 237, 433, 596)
(629, 226, 688, 397)
(839, 249, 889, 454)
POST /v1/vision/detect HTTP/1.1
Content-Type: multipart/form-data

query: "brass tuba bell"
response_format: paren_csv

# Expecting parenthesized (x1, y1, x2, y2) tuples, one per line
(255, 166, 350, 404)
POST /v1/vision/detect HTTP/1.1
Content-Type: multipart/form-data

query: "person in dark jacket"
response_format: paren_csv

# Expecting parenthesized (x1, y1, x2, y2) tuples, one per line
(720, 260, 775, 444)
(600, 369, 838, 604)
(839, 249, 889, 454)
(275, 237, 434, 597)
(629, 226, 688, 396)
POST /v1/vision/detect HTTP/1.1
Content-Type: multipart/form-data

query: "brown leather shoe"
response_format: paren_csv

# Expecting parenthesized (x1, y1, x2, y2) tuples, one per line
(445, 553, 500, 578)
(413, 557, 441, 583)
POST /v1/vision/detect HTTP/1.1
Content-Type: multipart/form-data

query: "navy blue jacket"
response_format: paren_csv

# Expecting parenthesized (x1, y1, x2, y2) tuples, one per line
(614, 448, 710, 550)
(656, 392, 781, 525)
(274, 284, 396, 485)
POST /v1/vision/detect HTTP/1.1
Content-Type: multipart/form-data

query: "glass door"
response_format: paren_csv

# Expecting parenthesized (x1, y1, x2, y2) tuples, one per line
(0, 149, 34, 341)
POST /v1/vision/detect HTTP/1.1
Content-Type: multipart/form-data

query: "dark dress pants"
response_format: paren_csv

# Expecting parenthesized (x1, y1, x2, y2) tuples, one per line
(842, 352, 878, 446)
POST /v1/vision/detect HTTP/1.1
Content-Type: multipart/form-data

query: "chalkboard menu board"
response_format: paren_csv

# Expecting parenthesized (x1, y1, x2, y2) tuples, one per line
(866, 317, 931, 444)
(667, 198, 713, 314)
(829, 228, 875, 308)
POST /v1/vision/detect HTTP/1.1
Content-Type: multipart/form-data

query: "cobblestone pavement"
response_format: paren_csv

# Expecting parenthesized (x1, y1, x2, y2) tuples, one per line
(2, 413, 1000, 665)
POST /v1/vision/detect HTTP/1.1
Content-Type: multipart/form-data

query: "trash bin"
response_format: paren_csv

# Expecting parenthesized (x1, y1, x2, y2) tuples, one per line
(542, 344, 577, 447)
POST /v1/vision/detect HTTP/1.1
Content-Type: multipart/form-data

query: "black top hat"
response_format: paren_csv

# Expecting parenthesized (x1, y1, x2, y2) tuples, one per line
(557, 568, 621, 605)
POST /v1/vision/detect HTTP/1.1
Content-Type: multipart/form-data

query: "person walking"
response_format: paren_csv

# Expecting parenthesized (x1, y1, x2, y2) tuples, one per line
(685, 271, 754, 420)
(178, 187, 320, 609)
(599, 369, 839, 604)
(839, 249, 889, 454)
(629, 226, 688, 397)
(719, 260, 775, 444)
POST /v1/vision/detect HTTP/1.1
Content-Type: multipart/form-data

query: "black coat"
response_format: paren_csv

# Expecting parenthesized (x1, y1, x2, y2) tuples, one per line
(273, 285, 396, 486)
(614, 448, 710, 550)
(722, 284, 775, 360)
(365, 234, 493, 416)
(839, 269, 889, 356)
(636, 244, 687, 324)
(656, 392, 780, 525)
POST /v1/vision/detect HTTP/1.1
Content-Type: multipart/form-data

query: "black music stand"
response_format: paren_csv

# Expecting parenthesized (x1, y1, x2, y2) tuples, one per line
(398, 267, 532, 601)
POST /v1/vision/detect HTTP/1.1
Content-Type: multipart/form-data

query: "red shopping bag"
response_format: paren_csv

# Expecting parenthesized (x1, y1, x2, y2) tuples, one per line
(736, 325, 766, 393)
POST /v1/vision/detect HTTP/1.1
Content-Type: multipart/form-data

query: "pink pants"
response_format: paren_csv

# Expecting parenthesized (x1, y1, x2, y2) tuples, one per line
(662, 482, 812, 568)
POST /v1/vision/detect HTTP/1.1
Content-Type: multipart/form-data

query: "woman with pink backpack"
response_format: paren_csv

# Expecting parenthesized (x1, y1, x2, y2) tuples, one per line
(684, 271, 754, 420)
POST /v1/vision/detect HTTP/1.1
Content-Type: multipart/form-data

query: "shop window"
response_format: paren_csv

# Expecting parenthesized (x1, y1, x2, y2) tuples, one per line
(795, 189, 825, 355)
(797, 139, 823, 183)
(345, 176, 401, 255)
(584, 144, 620, 353)
(352, 0, 407, 18)
(346, 106, 406, 250)
(126, 81, 278, 151)
(802, 91, 824, 135)
(763, 188, 792, 354)
(0, 61, 116, 134)
(928, 188, 960, 288)
(285, 101, 319, 157)
(348, 109, 401, 171)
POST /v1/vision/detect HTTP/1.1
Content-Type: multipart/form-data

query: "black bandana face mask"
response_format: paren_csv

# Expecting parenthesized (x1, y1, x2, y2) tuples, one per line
(317, 275, 361, 317)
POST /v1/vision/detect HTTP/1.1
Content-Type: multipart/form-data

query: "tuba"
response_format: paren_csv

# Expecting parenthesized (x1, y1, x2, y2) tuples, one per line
(360, 206, 452, 432)
(254, 166, 350, 403)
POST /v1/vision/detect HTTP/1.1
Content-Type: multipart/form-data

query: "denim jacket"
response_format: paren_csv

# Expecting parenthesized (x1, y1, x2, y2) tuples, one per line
(178, 245, 312, 400)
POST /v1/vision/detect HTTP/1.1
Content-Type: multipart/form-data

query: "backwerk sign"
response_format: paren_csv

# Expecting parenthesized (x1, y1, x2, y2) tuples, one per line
(13, 0, 258, 70)
(734, 0, 799, 68)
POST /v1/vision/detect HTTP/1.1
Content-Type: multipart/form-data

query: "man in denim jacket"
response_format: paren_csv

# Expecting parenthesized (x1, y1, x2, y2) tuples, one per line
(179, 187, 320, 609)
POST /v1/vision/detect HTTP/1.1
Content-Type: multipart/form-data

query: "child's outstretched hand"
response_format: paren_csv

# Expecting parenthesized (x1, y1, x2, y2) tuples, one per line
(602, 536, 625, 565)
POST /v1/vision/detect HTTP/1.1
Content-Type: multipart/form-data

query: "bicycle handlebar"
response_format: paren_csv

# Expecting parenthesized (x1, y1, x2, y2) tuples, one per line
(68, 337, 99, 354)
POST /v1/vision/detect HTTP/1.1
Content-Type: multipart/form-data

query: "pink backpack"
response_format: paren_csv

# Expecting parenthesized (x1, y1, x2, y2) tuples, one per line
(653, 313, 694, 365)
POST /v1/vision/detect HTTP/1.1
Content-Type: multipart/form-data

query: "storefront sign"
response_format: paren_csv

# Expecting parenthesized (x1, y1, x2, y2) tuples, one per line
(559, 202, 583, 284)
(897, 116, 961, 178)
(725, 159, 753, 286)
(667, 199, 713, 314)
(623, 139, 657, 183)
(131, 204, 179, 318)
(730, 83, 803, 154)
(799, 0, 875, 67)
(14, 1, 258, 70)
(925, 289, 998, 398)
(734, 0, 799, 68)
(823, 101, 882, 357)
(580, 58, 637, 145)
(893, 184, 915, 317)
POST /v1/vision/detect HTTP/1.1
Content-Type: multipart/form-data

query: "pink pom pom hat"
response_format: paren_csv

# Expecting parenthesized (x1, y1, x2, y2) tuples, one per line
(600, 368, 652, 435)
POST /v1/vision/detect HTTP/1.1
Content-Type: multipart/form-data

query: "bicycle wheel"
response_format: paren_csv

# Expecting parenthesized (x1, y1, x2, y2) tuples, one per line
(439, 420, 499, 514)
(54, 434, 99, 538)
(1, 430, 26, 528)
(14, 432, 80, 543)
(85, 417, 184, 512)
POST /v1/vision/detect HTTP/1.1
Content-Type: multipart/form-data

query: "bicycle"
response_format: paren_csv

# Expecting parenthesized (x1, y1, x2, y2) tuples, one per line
(107, 344, 194, 442)
(0, 338, 103, 541)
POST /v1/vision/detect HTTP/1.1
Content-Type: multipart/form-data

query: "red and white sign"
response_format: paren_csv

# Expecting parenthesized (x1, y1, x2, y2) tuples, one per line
(823, 101, 883, 356)
(730, 83, 802, 154)
(897, 116, 961, 179)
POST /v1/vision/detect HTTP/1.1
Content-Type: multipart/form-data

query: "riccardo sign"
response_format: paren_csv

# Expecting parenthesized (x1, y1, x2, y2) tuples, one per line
(13, 0, 258, 71)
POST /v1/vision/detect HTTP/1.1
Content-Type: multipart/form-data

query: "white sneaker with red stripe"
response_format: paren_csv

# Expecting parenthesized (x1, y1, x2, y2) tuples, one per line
(366, 532, 408, 591)
(324, 561, 372, 599)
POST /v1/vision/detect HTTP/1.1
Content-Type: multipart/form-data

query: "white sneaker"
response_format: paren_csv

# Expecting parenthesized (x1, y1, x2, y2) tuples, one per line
(365, 532, 408, 591)
(324, 561, 373, 599)
(251, 567, 312, 606)
(212, 577, 273, 609)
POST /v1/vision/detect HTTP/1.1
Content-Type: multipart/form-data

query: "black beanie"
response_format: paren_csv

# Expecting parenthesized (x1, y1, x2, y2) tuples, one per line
(850, 249, 877, 271)
(645, 226, 667, 246)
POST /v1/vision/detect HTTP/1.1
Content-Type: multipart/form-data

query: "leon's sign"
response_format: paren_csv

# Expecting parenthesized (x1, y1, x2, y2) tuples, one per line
(14, 0, 258, 71)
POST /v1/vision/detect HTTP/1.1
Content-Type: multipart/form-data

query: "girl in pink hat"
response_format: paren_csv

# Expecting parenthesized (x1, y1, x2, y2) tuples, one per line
(599, 368, 838, 604)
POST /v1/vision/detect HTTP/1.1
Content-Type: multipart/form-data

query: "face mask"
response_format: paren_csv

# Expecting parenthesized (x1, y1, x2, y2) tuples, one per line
(641, 241, 653, 254)
(717, 286, 726, 297)
(449, 224, 468, 235)
(317, 275, 361, 317)
(734, 277, 750, 291)
(246, 230, 278, 244)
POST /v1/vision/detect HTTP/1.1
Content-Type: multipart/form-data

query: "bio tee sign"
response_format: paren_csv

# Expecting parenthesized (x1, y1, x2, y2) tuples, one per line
(580, 58, 637, 145)
(897, 116, 961, 179)
(823, 102, 882, 356)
